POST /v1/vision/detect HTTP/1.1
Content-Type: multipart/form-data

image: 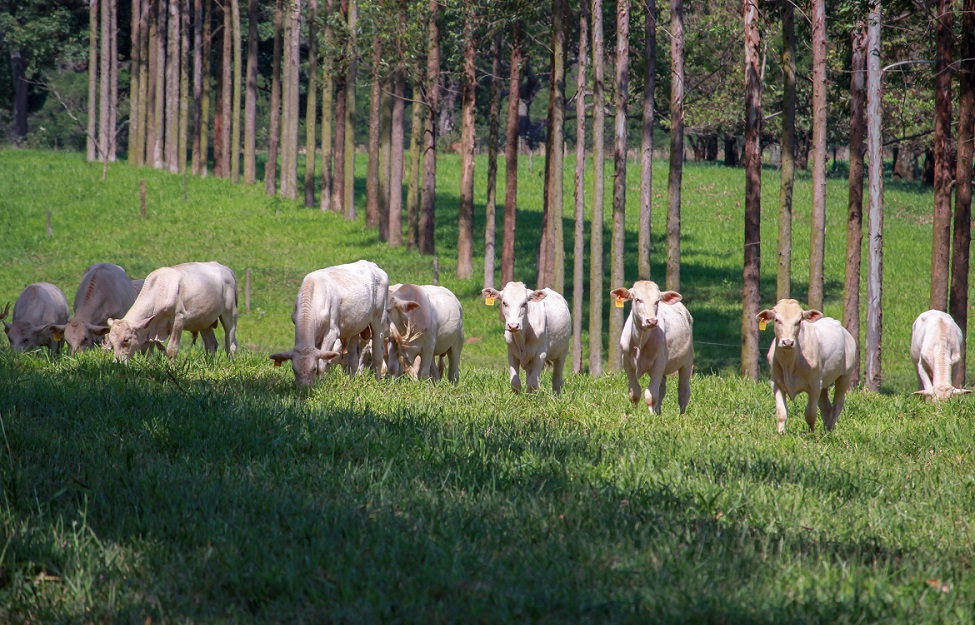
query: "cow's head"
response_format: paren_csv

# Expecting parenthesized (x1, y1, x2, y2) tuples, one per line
(4, 320, 60, 352)
(388, 294, 421, 340)
(107, 316, 155, 362)
(482, 283, 546, 333)
(56, 318, 111, 355)
(757, 299, 822, 350)
(269, 346, 342, 389)
(610, 281, 682, 331)
(914, 385, 972, 401)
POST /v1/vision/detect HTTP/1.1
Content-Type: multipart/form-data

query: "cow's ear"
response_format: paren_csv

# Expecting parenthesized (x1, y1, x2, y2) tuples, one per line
(106, 318, 116, 327)
(953, 388, 972, 396)
(269, 350, 294, 366)
(610, 288, 632, 302)
(660, 291, 683, 305)
(803, 309, 824, 323)
(756, 309, 775, 323)
(0, 302, 10, 321)
(49, 324, 66, 341)
(481, 287, 501, 300)
(395, 299, 421, 313)
(913, 389, 932, 397)
(318, 349, 342, 362)
(3, 322, 10, 334)
(89, 324, 111, 336)
(529, 290, 548, 302)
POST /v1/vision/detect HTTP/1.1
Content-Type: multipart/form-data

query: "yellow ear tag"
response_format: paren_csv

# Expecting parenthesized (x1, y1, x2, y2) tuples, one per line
(485, 296, 496, 306)
(614, 295, 625, 308)
(51, 330, 62, 341)
(759, 319, 767, 331)
(274, 360, 282, 367)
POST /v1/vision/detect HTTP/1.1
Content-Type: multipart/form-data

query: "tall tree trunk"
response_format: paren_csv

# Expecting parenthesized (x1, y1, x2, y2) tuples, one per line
(539, 0, 566, 289)
(10, 49, 28, 145)
(572, 0, 589, 372)
(483, 29, 502, 287)
(199, 0, 211, 176)
(304, 0, 319, 204)
(281, 0, 301, 199)
(178, 0, 189, 172)
(128, 0, 141, 164)
(229, 0, 241, 182)
(165, 0, 179, 172)
(88, 0, 99, 159)
(588, 0, 605, 376)
(843, 24, 867, 385)
(366, 36, 383, 228)
(333, 73, 347, 212)
(741, 0, 761, 381)
(864, 0, 884, 392)
(406, 77, 423, 248)
(108, 0, 118, 161)
(502, 21, 523, 285)
(389, 61, 406, 245)
(320, 0, 335, 211)
(152, 0, 165, 168)
(99, 0, 111, 161)
(264, 0, 283, 194)
(220, 0, 233, 178)
(145, 0, 156, 165)
(192, 0, 204, 174)
(666, 0, 684, 291)
(243, 0, 258, 182)
(950, 0, 974, 386)
(930, 0, 953, 311)
(608, 0, 629, 373)
(457, 1, 477, 279)
(136, 0, 150, 165)
(379, 80, 392, 240)
(639, 0, 656, 280)
(808, 0, 827, 309)
(777, 0, 795, 299)
(419, 0, 441, 254)
(343, 0, 357, 218)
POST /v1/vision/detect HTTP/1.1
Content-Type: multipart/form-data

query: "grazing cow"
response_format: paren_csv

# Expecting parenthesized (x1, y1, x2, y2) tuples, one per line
(910, 309, 970, 400)
(757, 299, 856, 433)
(51, 263, 137, 355)
(107, 261, 238, 362)
(386, 283, 464, 384)
(269, 260, 389, 389)
(481, 282, 570, 394)
(610, 281, 694, 414)
(1, 282, 70, 353)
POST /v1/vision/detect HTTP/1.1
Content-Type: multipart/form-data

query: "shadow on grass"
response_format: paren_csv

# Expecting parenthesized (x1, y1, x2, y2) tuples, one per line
(0, 352, 911, 623)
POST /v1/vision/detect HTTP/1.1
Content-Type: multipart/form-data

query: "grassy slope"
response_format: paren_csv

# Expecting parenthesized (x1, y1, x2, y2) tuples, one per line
(1, 149, 973, 623)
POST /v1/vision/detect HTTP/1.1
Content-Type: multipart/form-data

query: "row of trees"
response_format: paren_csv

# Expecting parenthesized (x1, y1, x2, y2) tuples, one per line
(15, 0, 975, 385)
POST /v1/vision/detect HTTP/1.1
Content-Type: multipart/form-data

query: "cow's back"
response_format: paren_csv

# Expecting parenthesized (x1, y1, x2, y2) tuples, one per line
(912, 310, 963, 367)
(423, 285, 464, 352)
(14, 282, 70, 326)
(661, 301, 694, 373)
(74, 263, 136, 323)
(304, 261, 387, 341)
(170, 262, 236, 329)
(539, 289, 571, 360)
(804, 317, 855, 386)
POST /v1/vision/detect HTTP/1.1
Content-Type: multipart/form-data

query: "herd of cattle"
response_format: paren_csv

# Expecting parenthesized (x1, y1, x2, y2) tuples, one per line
(2, 259, 970, 433)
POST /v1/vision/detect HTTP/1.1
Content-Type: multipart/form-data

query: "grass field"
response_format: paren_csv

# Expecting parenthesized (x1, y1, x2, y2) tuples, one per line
(1, 149, 974, 623)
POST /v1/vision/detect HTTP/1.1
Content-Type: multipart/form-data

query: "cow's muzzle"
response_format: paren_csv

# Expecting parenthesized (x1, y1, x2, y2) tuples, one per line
(777, 338, 796, 349)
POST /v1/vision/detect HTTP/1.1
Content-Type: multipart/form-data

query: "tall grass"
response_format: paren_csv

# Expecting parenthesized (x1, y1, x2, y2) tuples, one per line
(1, 149, 972, 623)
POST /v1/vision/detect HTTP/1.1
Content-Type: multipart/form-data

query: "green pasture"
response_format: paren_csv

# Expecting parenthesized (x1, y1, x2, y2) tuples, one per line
(1, 149, 973, 623)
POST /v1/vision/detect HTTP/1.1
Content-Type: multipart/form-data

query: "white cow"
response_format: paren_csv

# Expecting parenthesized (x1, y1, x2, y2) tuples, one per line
(52, 263, 137, 355)
(610, 281, 694, 414)
(107, 261, 238, 362)
(910, 309, 970, 400)
(1, 282, 70, 353)
(269, 260, 389, 389)
(757, 299, 856, 433)
(387, 283, 464, 384)
(481, 282, 570, 394)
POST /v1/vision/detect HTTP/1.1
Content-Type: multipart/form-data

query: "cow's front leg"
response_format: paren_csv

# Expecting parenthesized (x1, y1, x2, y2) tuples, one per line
(804, 386, 821, 432)
(167, 316, 184, 360)
(417, 343, 435, 380)
(643, 361, 668, 414)
(508, 351, 522, 393)
(623, 354, 642, 404)
(773, 380, 790, 434)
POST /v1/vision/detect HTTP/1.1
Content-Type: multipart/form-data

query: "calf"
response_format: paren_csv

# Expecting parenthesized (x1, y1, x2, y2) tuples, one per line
(387, 283, 464, 384)
(52, 263, 137, 355)
(107, 261, 238, 362)
(610, 281, 694, 414)
(910, 309, 970, 400)
(482, 282, 570, 394)
(757, 299, 856, 433)
(269, 260, 388, 389)
(1, 282, 70, 353)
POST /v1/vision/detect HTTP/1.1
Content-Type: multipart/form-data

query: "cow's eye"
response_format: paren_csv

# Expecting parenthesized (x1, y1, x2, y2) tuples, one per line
(634, 298, 642, 304)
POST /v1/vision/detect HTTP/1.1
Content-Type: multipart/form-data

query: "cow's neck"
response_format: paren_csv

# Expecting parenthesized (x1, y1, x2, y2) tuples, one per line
(932, 334, 952, 387)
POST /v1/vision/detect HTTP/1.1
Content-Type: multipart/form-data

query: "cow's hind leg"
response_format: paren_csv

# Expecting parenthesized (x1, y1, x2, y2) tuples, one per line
(677, 366, 692, 414)
(220, 310, 237, 358)
(525, 356, 544, 393)
(551, 354, 566, 395)
(200, 328, 218, 354)
(826, 375, 851, 431)
(817, 389, 833, 430)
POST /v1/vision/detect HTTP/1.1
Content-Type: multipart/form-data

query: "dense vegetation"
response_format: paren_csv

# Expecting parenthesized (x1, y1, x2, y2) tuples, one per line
(1, 149, 973, 623)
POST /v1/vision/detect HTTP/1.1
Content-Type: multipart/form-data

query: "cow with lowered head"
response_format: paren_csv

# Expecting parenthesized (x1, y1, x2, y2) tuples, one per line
(270, 260, 389, 389)
(386, 283, 464, 383)
(107, 261, 238, 362)
(757, 299, 856, 433)
(482, 282, 570, 395)
(610, 281, 694, 414)
(910, 309, 971, 401)
(2, 282, 70, 353)
(51, 263, 137, 355)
